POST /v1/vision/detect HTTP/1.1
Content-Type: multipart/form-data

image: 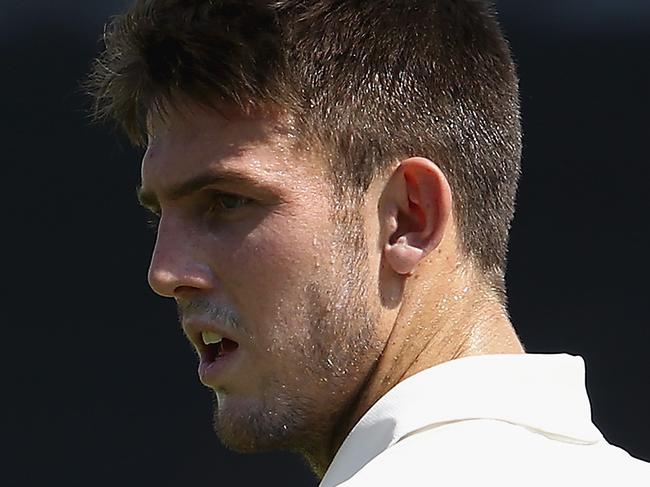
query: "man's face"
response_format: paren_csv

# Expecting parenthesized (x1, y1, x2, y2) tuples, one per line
(140, 105, 384, 454)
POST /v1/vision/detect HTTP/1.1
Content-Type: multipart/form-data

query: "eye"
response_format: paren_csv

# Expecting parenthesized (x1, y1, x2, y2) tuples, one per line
(208, 193, 250, 214)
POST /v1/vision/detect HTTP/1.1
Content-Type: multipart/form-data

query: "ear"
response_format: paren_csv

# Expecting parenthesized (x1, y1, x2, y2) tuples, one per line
(381, 157, 452, 276)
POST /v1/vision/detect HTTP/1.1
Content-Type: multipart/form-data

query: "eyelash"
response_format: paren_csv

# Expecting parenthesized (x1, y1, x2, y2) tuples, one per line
(146, 212, 160, 232)
(144, 193, 250, 233)
(207, 193, 250, 213)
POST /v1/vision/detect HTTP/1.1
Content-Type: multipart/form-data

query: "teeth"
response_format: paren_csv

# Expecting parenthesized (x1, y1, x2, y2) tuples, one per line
(201, 331, 223, 345)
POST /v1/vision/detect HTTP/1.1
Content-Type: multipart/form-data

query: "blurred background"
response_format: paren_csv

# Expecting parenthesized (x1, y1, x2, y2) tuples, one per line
(2, 1, 648, 485)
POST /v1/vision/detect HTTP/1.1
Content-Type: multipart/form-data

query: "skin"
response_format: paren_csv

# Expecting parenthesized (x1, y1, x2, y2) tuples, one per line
(139, 103, 524, 477)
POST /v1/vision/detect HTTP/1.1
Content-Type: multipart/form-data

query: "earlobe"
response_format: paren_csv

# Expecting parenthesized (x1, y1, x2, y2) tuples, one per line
(381, 157, 452, 276)
(385, 236, 424, 275)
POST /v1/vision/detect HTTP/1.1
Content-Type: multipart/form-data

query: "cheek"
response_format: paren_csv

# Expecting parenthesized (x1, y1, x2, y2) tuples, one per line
(211, 211, 329, 327)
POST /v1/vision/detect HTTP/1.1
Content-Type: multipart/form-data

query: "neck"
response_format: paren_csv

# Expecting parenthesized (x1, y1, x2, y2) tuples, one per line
(309, 263, 524, 477)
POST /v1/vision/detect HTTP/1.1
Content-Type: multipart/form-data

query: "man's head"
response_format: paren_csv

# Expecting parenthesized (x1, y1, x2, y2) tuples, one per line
(88, 0, 521, 464)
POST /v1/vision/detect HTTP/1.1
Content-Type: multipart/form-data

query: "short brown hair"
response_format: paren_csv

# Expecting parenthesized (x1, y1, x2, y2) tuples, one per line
(88, 0, 521, 293)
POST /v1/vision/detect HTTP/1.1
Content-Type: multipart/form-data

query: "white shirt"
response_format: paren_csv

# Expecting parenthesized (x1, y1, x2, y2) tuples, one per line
(320, 354, 650, 486)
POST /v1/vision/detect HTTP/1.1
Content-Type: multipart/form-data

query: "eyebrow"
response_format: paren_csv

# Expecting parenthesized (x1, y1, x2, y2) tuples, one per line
(136, 169, 264, 211)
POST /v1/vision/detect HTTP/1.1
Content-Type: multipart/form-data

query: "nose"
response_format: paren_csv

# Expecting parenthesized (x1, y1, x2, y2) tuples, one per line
(147, 216, 213, 298)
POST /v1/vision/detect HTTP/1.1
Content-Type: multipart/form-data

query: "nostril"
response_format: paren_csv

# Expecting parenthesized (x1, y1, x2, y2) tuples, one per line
(173, 285, 205, 297)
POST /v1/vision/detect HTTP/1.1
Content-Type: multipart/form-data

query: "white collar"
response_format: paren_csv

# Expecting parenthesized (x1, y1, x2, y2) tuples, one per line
(320, 353, 603, 487)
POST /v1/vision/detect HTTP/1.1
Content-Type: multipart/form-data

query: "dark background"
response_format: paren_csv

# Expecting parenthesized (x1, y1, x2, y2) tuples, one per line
(2, 1, 648, 485)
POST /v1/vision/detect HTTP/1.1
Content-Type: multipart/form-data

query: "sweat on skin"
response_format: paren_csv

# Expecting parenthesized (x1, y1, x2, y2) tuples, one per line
(138, 103, 524, 475)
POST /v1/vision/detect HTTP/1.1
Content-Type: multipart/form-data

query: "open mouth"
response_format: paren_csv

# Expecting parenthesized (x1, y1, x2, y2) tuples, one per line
(201, 331, 239, 362)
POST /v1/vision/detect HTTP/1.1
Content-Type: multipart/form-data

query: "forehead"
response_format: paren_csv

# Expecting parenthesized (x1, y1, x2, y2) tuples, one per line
(141, 104, 322, 191)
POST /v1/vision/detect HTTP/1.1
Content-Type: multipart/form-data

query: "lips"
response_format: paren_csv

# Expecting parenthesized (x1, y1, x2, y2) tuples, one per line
(197, 341, 242, 387)
(182, 321, 243, 387)
(200, 330, 240, 362)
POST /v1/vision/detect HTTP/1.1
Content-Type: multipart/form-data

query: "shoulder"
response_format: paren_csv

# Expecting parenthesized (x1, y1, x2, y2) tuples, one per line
(335, 419, 650, 487)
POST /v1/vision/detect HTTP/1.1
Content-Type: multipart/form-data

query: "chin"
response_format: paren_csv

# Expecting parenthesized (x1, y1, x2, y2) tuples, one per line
(211, 392, 304, 454)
